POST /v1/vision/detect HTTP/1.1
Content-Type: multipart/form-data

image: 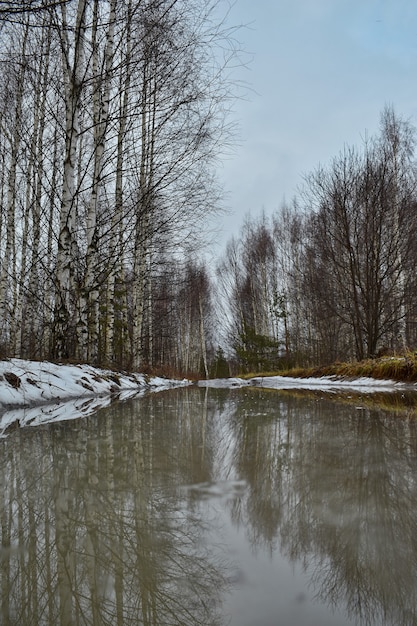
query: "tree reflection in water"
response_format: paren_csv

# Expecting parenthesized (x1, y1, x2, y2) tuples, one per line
(0, 389, 229, 626)
(1, 387, 417, 625)
(225, 389, 417, 626)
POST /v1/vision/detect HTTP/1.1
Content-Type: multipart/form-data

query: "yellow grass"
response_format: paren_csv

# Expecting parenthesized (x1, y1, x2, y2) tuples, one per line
(239, 353, 417, 383)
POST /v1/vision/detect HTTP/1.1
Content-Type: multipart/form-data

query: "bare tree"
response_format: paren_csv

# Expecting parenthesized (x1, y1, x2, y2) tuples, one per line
(217, 213, 292, 372)
(0, 0, 240, 369)
(302, 110, 417, 361)
(0, 19, 29, 355)
(0, 1, 70, 15)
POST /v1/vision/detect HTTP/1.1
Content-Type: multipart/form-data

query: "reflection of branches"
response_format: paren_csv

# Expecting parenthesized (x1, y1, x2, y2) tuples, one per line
(3, 387, 417, 626)
(222, 389, 417, 626)
(0, 392, 231, 626)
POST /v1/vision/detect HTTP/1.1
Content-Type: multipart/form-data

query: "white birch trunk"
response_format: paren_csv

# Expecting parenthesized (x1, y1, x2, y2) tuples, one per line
(44, 130, 59, 358)
(29, 27, 52, 359)
(147, 253, 153, 366)
(78, 0, 116, 363)
(18, 24, 51, 358)
(131, 61, 156, 371)
(199, 294, 208, 378)
(104, 1, 132, 364)
(0, 24, 29, 354)
(131, 225, 148, 371)
(54, 0, 86, 359)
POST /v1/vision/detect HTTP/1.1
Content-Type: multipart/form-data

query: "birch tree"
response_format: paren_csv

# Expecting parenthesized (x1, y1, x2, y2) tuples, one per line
(77, 0, 116, 362)
(217, 215, 289, 372)
(103, 0, 133, 366)
(123, 0, 238, 370)
(0, 0, 240, 370)
(54, 0, 87, 358)
(17, 14, 55, 358)
(0, 21, 29, 355)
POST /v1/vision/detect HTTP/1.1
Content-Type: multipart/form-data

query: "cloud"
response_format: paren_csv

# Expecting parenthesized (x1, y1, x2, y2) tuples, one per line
(214, 0, 417, 249)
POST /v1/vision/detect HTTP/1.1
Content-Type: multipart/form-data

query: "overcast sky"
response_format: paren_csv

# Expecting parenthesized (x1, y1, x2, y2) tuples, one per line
(213, 0, 417, 252)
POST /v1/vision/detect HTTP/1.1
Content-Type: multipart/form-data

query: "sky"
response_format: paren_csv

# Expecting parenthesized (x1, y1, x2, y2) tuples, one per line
(214, 0, 417, 252)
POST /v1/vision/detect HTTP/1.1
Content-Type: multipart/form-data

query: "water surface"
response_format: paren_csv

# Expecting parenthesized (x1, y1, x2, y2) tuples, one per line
(1, 387, 417, 625)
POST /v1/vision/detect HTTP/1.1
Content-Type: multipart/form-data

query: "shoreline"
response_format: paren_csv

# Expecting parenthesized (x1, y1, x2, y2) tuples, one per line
(0, 358, 414, 438)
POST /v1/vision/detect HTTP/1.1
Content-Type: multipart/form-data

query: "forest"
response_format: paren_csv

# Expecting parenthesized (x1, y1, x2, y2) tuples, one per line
(1, 1, 417, 377)
(220, 106, 417, 373)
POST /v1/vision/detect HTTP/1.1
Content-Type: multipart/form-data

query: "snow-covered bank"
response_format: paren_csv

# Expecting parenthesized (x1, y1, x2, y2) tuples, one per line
(0, 359, 190, 409)
(198, 374, 413, 393)
(0, 359, 414, 438)
(0, 359, 190, 437)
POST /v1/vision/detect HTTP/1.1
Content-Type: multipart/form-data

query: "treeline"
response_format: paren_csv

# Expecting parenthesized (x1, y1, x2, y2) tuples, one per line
(0, 0, 235, 373)
(219, 107, 417, 373)
(1, 3, 416, 378)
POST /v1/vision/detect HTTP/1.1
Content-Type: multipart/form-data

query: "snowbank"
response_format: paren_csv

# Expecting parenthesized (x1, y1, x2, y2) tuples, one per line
(0, 359, 190, 437)
(198, 374, 410, 393)
(0, 359, 412, 438)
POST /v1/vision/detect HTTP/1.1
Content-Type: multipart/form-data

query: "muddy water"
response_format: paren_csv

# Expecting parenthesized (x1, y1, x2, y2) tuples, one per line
(1, 386, 417, 625)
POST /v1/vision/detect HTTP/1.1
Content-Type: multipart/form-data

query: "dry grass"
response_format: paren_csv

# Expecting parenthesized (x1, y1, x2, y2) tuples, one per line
(240, 352, 417, 383)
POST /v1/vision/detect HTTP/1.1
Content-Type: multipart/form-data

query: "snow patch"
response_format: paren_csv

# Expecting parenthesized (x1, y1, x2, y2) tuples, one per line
(0, 359, 412, 438)
(198, 374, 410, 393)
(0, 359, 190, 437)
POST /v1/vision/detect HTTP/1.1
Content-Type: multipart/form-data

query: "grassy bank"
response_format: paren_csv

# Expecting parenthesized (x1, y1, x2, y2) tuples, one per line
(240, 353, 417, 384)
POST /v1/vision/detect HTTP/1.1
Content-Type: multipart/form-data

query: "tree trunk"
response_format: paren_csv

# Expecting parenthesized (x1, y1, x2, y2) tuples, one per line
(104, 0, 132, 366)
(78, 0, 116, 363)
(0, 23, 29, 355)
(54, 0, 87, 359)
